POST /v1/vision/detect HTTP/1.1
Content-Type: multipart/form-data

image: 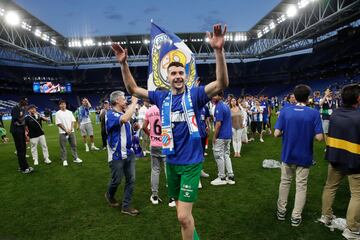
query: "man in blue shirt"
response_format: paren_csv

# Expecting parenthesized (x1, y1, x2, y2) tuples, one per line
(105, 91, 139, 216)
(274, 84, 323, 227)
(259, 95, 271, 135)
(211, 91, 234, 186)
(112, 24, 229, 240)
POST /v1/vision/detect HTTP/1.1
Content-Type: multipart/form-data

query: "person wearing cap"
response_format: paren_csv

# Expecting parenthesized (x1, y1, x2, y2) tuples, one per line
(99, 100, 110, 150)
(77, 97, 99, 152)
(10, 97, 33, 174)
(25, 105, 52, 165)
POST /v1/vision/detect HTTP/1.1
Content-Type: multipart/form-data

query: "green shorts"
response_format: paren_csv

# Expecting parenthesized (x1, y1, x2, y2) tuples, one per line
(166, 162, 202, 202)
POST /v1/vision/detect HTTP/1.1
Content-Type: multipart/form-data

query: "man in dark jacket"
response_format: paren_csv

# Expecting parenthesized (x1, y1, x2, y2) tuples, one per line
(320, 84, 360, 239)
(10, 97, 33, 173)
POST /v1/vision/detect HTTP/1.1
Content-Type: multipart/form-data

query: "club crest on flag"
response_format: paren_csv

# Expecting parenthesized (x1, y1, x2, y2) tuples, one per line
(148, 22, 197, 91)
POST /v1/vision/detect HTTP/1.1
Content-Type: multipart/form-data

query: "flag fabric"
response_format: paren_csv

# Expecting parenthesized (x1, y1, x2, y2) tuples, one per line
(147, 22, 197, 91)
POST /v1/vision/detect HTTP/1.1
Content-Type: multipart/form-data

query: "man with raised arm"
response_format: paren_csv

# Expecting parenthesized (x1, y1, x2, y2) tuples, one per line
(112, 24, 228, 240)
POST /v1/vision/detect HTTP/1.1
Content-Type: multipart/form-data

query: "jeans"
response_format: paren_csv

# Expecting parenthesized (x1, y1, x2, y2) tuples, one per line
(107, 153, 136, 209)
(213, 139, 234, 178)
(150, 146, 166, 195)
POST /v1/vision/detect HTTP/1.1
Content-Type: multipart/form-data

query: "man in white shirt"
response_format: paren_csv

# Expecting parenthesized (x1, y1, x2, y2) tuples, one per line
(55, 100, 82, 167)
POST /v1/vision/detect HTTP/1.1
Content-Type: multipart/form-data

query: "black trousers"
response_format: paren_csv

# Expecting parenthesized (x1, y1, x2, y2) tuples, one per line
(12, 130, 29, 171)
(101, 128, 107, 148)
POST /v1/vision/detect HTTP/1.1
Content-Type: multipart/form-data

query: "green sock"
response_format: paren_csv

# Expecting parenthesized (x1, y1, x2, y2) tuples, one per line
(194, 228, 200, 240)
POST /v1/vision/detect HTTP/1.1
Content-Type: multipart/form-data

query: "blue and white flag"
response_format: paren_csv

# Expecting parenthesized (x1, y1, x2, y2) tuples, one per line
(147, 22, 197, 91)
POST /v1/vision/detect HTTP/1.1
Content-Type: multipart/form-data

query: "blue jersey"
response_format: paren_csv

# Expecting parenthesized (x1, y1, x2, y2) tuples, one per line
(106, 110, 133, 161)
(313, 97, 321, 111)
(149, 86, 210, 165)
(260, 100, 269, 116)
(199, 105, 210, 138)
(214, 101, 232, 139)
(275, 105, 323, 167)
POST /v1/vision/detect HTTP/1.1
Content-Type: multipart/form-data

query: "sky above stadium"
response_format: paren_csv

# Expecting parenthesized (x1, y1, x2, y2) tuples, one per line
(14, 0, 280, 37)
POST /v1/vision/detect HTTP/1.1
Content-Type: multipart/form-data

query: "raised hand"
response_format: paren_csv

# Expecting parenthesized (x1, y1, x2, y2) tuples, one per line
(111, 44, 128, 64)
(206, 24, 227, 51)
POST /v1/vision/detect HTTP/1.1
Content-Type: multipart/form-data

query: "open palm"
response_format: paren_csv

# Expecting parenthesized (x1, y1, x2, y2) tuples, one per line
(111, 44, 128, 64)
(206, 24, 227, 50)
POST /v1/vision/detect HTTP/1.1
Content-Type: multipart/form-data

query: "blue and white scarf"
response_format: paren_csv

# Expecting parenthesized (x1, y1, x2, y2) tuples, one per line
(161, 88, 200, 155)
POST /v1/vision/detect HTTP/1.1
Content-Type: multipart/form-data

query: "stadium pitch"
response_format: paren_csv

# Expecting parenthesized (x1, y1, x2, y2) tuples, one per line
(0, 114, 349, 240)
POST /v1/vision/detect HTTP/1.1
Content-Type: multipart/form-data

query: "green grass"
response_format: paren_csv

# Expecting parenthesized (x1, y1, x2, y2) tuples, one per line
(0, 115, 350, 240)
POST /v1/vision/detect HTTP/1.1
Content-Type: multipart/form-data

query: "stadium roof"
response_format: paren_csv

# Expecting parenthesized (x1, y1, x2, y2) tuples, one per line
(0, 0, 359, 67)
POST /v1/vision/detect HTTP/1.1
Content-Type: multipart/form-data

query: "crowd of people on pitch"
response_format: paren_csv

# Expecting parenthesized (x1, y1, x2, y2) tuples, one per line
(2, 23, 359, 240)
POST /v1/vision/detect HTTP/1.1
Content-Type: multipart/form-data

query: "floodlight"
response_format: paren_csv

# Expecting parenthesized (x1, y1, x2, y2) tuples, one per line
(50, 38, 56, 45)
(0, 8, 5, 16)
(286, 5, 298, 18)
(257, 31, 263, 38)
(277, 14, 286, 24)
(83, 39, 94, 46)
(269, 22, 276, 30)
(298, 0, 310, 8)
(5, 11, 20, 26)
(34, 29, 42, 37)
(41, 33, 50, 41)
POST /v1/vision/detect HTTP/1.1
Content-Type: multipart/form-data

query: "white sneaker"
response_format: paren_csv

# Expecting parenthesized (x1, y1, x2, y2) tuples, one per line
(318, 214, 336, 226)
(168, 198, 176, 207)
(210, 177, 227, 186)
(44, 159, 52, 164)
(342, 228, 360, 240)
(34, 160, 39, 166)
(268, 129, 272, 135)
(198, 180, 202, 189)
(73, 158, 83, 163)
(201, 170, 209, 178)
(226, 176, 236, 185)
(150, 195, 161, 205)
(249, 138, 255, 142)
(260, 138, 264, 143)
(63, 160, 68, 167)
(85, 145, 89, 152)
(91, 145, 99, 151)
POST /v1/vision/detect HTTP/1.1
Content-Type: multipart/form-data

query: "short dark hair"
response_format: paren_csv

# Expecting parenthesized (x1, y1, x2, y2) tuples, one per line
(341, 84, 360, 107)
(58, 100, 66, 105)
(167, 62, 185, 71)
(216, 90, 224, 97)
(294, 84, 311, 103)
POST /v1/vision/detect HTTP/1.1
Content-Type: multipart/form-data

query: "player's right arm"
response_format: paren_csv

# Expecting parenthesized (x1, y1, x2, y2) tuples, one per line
(121, 96, 138, 123)
(112, 44, 149, 101)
